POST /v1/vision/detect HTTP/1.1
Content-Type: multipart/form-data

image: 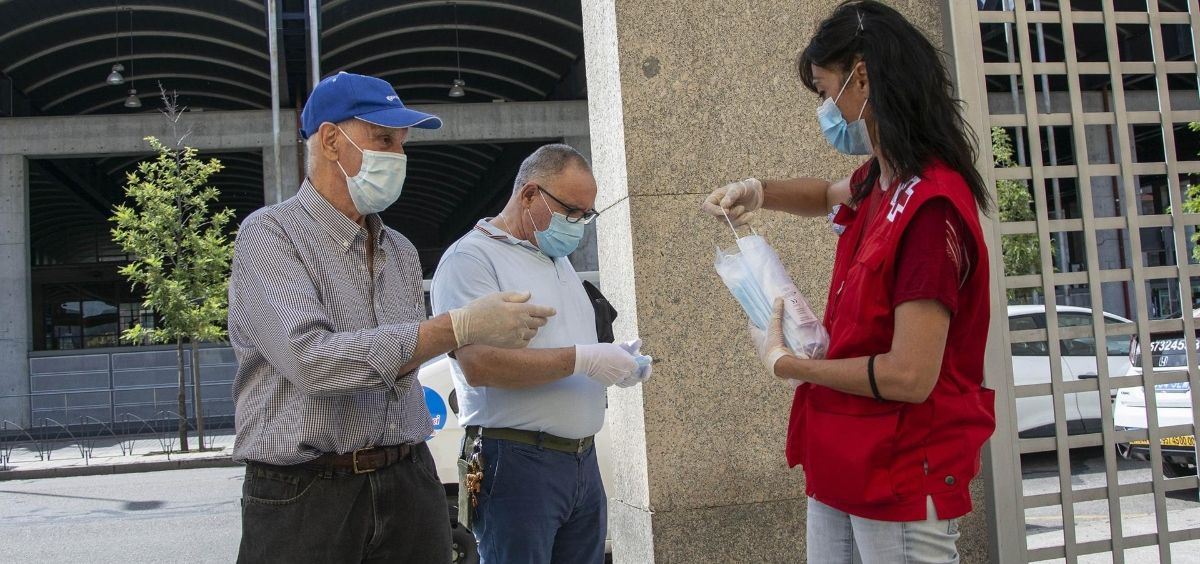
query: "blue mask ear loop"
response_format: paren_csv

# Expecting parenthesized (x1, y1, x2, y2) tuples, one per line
(721, 208, 757, 241)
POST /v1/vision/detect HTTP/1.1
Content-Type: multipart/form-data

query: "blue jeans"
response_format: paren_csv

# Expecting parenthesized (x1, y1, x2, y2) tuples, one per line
(806, 496, 961, 564)
(473, 437, 606, 564)
(237, 443, 450, 563)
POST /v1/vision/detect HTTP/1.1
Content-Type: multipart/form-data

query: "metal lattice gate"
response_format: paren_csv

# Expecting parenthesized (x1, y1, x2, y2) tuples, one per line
(948, 0, 1200, 562)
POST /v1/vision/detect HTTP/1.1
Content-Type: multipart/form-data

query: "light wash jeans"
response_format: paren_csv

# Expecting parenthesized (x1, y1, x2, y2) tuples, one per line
(806, 496, 961, 564)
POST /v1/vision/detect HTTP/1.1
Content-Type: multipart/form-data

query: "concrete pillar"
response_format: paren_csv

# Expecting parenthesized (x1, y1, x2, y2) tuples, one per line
(0, 155, 30, 427)
(566, 135, 599, 272)
(583, 1, 987, 562)
(263, 142, 301, 204)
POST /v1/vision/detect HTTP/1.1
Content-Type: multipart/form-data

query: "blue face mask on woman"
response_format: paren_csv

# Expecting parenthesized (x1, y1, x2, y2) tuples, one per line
(527, 191, 585, 258)
(817, 67, 872, 156)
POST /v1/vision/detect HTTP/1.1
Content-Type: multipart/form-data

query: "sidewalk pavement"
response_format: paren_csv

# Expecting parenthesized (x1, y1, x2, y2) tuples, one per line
(0, 430, 240, 481)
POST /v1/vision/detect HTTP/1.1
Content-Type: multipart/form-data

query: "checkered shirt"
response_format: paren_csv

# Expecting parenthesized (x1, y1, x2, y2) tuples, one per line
(228, 180, 432, 465)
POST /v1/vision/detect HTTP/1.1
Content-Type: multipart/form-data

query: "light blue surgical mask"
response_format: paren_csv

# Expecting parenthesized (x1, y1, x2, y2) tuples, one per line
(336, 125, 408, 215)
(817, 68, 871, 156)
(528, 191, 585, 258)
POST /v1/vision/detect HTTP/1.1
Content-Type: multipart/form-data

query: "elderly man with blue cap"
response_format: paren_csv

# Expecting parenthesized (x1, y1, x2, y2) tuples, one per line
(228, 72, 556, 563)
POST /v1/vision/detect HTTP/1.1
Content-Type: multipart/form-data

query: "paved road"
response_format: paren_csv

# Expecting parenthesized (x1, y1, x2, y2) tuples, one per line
(1021, 446, 1200, 563)
(2, 450, 1198, 563)
(0, 466, 243, 564)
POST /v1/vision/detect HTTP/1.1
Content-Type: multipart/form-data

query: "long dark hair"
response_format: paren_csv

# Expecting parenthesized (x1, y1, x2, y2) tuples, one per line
(799, 0, 992, 214)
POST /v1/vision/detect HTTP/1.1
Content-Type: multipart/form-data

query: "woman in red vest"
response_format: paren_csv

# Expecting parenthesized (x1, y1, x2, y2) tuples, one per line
(702, 1, 996, 562)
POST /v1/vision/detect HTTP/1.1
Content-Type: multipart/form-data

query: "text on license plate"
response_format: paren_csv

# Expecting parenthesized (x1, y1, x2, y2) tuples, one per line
(1129, 435, 1197, 448)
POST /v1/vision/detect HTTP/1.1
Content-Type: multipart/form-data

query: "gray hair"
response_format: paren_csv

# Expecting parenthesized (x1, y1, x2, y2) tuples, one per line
(304, 136, 318, 177)
(512, 143, 590, 193)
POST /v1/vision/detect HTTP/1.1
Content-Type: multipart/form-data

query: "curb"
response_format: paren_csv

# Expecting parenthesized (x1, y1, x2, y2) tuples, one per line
(0, 456, 242, 481)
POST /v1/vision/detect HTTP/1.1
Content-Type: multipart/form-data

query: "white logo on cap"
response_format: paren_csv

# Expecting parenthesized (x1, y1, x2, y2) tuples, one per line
(386, 95, 399, 102)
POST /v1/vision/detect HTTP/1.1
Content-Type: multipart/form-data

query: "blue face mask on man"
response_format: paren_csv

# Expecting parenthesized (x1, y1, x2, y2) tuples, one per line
(817, 65, 872, 156)
(527, 191, 585, 258)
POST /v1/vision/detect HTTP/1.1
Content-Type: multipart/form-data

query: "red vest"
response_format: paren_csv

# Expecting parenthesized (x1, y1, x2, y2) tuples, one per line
(786, 161, 996, 521)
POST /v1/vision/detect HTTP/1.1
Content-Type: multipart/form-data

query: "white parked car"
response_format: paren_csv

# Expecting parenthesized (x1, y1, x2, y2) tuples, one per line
(417, 354, 616, 564)
(1008, 305, 1133, 437)
(1115, 308, 1198, 478)
(415, 356, 475, 563)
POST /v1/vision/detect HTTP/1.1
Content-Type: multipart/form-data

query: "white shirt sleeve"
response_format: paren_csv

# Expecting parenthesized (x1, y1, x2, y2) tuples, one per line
(430, 249, 502, 316)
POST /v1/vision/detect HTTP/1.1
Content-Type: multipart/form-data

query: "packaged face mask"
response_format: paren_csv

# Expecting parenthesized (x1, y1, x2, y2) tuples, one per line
(713, 218, 829, 360)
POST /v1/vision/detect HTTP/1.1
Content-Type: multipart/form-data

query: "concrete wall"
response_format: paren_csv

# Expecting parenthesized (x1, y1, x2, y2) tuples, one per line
(583, 0, 989, 561)
(0, 155, 30, 427)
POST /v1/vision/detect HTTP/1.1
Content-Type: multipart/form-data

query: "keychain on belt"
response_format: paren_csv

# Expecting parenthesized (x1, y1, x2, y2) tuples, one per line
(464, 437, 484, 508)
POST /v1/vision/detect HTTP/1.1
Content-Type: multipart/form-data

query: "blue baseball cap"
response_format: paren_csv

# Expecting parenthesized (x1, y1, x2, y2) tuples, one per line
(300, 72, 442, 139)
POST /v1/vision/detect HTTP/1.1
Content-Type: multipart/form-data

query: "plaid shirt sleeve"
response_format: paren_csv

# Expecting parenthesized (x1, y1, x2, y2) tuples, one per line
(230, 217, 419, 396)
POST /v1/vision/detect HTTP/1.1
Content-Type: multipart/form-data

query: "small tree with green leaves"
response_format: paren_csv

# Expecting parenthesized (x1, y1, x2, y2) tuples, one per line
(1178, 122, 1200, 263)
(993, 127, 1046, 303)
(110, 88, 234, 451)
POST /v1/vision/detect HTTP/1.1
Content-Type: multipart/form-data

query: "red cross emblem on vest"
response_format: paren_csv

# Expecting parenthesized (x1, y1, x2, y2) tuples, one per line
(886, 177, 921, 223)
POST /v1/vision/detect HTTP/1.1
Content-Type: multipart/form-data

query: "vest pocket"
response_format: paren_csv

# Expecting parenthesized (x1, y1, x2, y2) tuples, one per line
(804, 396, 903, 505)
(923, 389, 997, 494)
(830, 247, 888, 328)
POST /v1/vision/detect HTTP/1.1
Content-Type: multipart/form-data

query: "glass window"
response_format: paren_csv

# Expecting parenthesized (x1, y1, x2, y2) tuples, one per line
(1009, 314, 1048, 356)
(42, 285, 82, 350)
(1104, 315, 1132, 356)
(37, 281, 156, 350)
(1057, 312, 1097, 356)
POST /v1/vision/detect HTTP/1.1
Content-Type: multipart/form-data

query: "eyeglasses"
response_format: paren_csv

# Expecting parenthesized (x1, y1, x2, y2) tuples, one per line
(537, 185, 600, 224)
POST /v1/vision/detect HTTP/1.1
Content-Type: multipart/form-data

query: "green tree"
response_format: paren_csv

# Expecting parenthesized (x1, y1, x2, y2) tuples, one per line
(1178, 122, 1200, 262)
(993, 127, 1046, 303)
(110, 89, 234, 451)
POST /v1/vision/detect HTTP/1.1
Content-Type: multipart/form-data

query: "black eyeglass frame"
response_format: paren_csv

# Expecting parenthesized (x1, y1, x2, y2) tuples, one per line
(535, 185, 600, 224)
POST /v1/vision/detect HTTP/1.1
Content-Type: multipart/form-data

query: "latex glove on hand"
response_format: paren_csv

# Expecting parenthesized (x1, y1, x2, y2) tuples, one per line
(747, 298, 799, 385)
(575, 343, 640, 387)
(701, 178, 763, 227)
(615, 339, 653, 388)
(449, 291, 556, 349)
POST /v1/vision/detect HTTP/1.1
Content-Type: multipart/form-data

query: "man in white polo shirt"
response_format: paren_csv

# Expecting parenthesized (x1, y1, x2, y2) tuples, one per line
(430, 144, 650, 564)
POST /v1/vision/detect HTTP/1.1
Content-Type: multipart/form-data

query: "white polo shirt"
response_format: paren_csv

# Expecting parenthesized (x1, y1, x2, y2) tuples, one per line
(430, 219, 605, 439)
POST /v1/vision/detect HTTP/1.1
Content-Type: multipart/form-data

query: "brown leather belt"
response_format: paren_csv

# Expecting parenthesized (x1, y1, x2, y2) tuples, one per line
(300, 444, 412, 474)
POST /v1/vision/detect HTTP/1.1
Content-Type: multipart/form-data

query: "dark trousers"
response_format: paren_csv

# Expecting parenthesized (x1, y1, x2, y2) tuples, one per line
(237, 442, 450, 564)
(473, 437, 607, 564)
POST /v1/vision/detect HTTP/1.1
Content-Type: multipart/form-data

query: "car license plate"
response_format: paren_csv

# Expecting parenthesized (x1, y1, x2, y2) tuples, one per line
(1129, 435, 1196, 447)
(1155, 381, 1191, 392)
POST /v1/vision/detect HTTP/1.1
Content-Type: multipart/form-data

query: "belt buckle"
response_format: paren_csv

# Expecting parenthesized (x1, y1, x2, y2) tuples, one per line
(352, 447, 376, 474)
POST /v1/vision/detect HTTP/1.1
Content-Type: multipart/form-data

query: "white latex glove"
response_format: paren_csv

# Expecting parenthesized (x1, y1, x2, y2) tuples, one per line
(449, 291, 556, 349)
(575, 343, 639, 387)
(616, 339, 653, 388)
(617, 339, 642, 356)
(747, 298, 795, 379)
(701, 178, 764, 227)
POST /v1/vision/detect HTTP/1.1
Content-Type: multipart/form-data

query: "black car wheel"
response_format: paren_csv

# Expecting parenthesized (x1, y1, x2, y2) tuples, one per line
(447, 495, 479, 564)
(451, 522, 479, 564)
(1163, 460, 1197, 479)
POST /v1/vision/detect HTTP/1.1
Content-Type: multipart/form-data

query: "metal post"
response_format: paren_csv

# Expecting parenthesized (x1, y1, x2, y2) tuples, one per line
(267, 0, 283, 205)
(945, 2, 1025, 562)
(307, 0, 320, 88)
(1032, 0, 1070, 276)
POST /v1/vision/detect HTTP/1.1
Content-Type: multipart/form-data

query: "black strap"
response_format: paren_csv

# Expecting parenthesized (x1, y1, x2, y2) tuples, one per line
(868, 354, 885, 401)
